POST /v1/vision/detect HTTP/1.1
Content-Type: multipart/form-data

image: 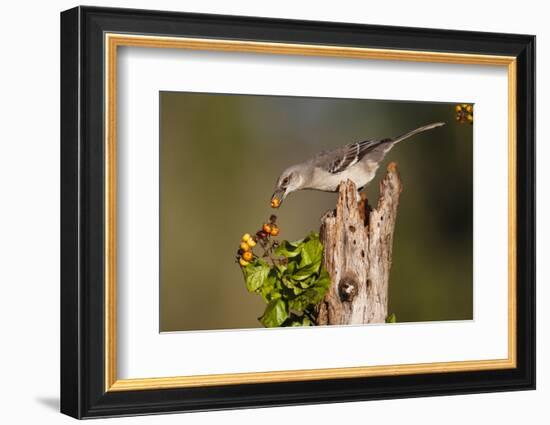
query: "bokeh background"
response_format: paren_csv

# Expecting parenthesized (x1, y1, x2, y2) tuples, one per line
(160, 92, 473, 332)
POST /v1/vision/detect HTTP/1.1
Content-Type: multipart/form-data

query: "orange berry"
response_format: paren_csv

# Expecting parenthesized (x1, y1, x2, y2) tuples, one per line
(270, 225, 280, 236)
(242, 251, 253, 262)
(240, 242, 250, 252)
(455, 104, 462, 112)
(263, 223, 272, 234)
(466, 104, 473, 113)
(247, 238, 256, 247)
(239, 258, 249, 267)
(271, 198, 280, 208)
(241, 233, 251, 243)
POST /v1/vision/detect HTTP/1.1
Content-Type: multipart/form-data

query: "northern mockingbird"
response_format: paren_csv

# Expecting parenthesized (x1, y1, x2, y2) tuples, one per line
(271, 122, 445, 207)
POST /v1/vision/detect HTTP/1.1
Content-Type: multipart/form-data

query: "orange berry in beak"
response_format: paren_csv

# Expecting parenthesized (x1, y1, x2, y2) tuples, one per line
(271, 198, 280, 208)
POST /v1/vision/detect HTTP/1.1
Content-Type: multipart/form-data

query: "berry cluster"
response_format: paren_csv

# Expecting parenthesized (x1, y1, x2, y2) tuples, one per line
(237, 234, 256, 266)
(237, 215, 280, 267)
(455, 104, 473, 124)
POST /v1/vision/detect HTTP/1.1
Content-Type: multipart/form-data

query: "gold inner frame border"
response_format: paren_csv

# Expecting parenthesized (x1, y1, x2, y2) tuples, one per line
(104, 33, 517, 392)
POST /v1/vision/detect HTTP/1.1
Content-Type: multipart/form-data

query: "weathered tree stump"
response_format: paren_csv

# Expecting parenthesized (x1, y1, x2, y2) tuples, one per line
(316, 162, 403, 325)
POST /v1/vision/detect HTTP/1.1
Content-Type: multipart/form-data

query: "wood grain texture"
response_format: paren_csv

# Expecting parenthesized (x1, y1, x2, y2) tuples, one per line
(317, 162, 403, 325)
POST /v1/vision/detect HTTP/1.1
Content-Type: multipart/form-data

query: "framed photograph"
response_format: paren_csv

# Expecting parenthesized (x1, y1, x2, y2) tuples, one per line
(60, 6, 535, 419)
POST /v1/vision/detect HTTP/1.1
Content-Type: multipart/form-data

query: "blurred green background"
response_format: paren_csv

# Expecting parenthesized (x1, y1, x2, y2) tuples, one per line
(160, 92, 473, 332)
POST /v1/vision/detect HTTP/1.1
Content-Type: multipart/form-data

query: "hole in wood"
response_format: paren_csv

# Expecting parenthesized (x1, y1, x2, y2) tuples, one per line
(338, 276, 358, 302)
(366, 279, 372, 290)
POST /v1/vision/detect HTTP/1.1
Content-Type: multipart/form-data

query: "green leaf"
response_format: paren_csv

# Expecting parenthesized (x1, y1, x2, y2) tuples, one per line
(297, 276, 314, 289)
(292, 263, 320, 281)
(241, 229, 331, 328)
(286, 260, 297, 275)
(281, 274, 297, 289)
(299, 316, 313, 326)
(274, 263, 287, 277)
(289, 286, 327, 312)
(259, 299, 289, 328)
(243, 260, 270, 292)
(386, 313, 397, 323)
(287, 238, 304, 248)
(284, 314, 313, 327)
(313, 269, 331, 290)
(260, 273, 281, 302)
(292, 286, 305, 295)
(275, 240, 301, 258)
(299, 235, 323, 268)
(288, 296, 309, 312)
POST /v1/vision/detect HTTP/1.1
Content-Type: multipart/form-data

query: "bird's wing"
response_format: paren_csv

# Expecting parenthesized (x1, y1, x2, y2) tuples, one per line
(314, 138, 393, 174)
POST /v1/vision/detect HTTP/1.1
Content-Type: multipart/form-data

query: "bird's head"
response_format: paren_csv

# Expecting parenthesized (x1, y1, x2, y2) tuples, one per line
(271, 165, 305, 208)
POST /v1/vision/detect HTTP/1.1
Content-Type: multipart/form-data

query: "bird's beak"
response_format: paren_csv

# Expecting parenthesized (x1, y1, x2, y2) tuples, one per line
(270, 189, 285, 208)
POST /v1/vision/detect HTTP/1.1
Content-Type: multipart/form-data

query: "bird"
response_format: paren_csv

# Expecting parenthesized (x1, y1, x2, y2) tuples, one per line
(270, 122, 445, 208)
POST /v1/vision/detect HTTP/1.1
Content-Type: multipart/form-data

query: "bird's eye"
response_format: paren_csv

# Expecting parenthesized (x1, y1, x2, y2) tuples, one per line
(282, 177, 289, 186)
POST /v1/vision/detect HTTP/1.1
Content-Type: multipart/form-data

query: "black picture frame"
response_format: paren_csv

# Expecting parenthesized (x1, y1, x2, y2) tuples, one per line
(61, 5, 535, 419)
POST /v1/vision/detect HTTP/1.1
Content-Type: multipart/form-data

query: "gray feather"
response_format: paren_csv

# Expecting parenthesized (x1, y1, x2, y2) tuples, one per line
(314, 138, 391, 174)
(313, 122, 445, 175)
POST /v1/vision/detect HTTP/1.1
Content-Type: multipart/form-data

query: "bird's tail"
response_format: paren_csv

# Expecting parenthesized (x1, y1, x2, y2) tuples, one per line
(391, 122, 446, 145)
